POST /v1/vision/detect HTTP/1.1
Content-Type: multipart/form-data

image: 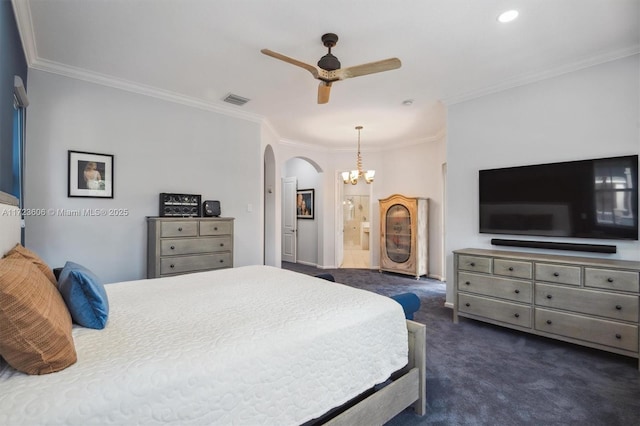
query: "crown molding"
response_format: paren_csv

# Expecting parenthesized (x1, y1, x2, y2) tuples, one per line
(12, 0, 264, 123)
(330, 128, 447, 153)
(442, 45, 640, 106)
(31, 58, 264, 123)
(279, 138, 332, 152)
(26, 52, 447, 152)
(279, 127, 446, 153)
(12, 0, 37, 66)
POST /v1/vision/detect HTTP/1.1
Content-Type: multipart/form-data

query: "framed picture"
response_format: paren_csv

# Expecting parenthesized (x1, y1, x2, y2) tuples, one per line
(68, 150, 114, 198)
(297, 188, 314, 219)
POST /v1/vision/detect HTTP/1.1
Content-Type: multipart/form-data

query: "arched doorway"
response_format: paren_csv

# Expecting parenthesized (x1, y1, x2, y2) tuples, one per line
(282, 157, 322, 267)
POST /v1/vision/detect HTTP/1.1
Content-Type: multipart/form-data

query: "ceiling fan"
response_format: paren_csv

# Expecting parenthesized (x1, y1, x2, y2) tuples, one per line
(261, 33, 401, 104)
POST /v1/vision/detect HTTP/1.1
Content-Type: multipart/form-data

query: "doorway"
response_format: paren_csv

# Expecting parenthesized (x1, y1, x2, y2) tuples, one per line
(341, 194, 370, 268)
(282, 157, 322, 267)
(340, 178, 372, 269)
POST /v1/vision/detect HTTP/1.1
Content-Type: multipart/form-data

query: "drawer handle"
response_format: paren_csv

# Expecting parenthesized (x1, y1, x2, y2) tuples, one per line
(607, 278, 614, 283)
(469, 262, 476, 267)
(553, 272, 559, 277)
(514, 289, 520, 294)
(219, 259, 224, 263)
(615, 334, 622, 339)
(214, 227, 218, 231)
(170, 245, 175, 250)
(465, 303, 470, 307)
(514, 313, 520, 318)
(465, 281, 470, 285)
(508, 267, 514, 271)
(546, 294, 553, 299)
(220, 243, 224, 247)
(546, 320, 552, 325)
(170, 264, 175, 269)
(178, 227, 183, 232)
(615, 305, 622, 310)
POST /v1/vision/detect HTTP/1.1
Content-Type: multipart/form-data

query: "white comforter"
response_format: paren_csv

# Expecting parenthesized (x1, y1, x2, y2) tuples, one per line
(0, 265, 408, 425)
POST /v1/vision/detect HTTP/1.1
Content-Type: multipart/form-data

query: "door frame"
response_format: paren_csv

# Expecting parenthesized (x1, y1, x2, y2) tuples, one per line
(335, 172, 374, 269)
(282, 176, 297, 263)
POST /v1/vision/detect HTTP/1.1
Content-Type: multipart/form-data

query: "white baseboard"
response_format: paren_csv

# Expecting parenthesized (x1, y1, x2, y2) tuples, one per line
(444, 301, 454, 309)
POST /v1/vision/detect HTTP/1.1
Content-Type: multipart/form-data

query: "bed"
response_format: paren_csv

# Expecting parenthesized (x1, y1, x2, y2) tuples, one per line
(0, 191, 426, 425)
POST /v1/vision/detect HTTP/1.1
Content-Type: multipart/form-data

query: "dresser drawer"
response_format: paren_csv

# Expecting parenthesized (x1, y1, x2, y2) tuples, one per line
(160, 221, 198, 238)
(161, 236, 232, 256)
(160, 253, 232, 275)
(584, 268, 639, 293)
(535, 283, 639, 322)
(200, 221, 233, 236)
(535, 263, 581, 286)
(458, 255, 491, 274)
(493, 259, 532, 279)
(535, 308, 639, 352)
(458, 293, 531, 328)
(458, 272, 532, 303)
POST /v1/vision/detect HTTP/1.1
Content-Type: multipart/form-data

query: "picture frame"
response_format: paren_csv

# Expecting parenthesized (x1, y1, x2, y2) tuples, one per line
(68, 150, 114, 198)
(296, 188, 314, 219)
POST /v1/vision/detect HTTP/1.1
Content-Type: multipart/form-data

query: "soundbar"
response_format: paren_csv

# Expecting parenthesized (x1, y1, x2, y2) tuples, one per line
(490, 239, 617, 254)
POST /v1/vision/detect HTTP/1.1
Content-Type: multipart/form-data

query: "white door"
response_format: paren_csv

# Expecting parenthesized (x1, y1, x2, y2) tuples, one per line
(282, 176, 297, 263)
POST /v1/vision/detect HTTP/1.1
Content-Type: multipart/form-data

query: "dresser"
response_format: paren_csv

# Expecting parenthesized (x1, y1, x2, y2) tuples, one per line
(147, 217, 234, 278)
(453, 248, 640, 368)
(379, 194, 429, 279)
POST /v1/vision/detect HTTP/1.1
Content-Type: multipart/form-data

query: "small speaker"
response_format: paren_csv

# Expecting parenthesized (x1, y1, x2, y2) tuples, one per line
(203, 200, 221, 217)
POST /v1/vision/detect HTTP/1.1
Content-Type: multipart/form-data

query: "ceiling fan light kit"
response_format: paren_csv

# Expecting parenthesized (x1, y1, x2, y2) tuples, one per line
(342, 126, 375, 185)
(317, 33, 341, 71)
(262, 33, 401, 104)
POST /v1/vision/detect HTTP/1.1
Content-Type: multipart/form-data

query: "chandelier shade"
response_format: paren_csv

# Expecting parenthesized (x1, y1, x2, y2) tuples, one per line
(342, 126, 375, 185)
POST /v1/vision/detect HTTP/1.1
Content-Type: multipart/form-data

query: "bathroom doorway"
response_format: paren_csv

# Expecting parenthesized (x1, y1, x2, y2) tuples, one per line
(341, 191, 370, 269)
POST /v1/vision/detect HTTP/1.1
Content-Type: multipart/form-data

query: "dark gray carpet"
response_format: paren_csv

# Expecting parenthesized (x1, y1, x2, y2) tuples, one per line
(282, 262, 640, 426)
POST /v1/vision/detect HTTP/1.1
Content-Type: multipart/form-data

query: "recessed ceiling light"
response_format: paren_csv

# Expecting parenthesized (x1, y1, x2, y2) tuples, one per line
(402, 99, 414, 106)
(497, 10, 519, 23)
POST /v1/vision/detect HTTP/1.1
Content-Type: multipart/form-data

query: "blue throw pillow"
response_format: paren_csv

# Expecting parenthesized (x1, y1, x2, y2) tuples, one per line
(389, 292, 421, 320)
(58, 261, 109, 329)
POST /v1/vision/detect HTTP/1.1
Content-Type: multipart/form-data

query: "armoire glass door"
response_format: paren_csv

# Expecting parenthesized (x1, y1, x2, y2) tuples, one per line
(385, 204, 411, 263)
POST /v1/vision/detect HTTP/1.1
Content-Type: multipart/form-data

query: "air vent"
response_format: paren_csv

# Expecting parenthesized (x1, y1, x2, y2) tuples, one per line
(223, 93, 250, 106)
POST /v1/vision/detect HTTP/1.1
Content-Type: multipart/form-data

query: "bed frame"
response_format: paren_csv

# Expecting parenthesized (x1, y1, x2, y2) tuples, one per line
(321, 319, 426, 425)
(0, 191, 426, 424)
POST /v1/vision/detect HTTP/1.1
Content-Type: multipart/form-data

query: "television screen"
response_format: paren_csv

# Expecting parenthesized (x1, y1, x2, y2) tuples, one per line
(479, 155, 639, 240)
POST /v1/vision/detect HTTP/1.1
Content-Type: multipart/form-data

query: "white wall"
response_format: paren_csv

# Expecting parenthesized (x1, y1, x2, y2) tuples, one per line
(23, 69, 448, 282)
(369, 139, 447, 279)
(24, 70, 263, 283)
(446, 55, 640, 304)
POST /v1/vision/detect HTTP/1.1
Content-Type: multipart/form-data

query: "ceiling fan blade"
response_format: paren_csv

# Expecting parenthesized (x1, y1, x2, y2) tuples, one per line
(261, 49, 319, 79)
(337, 58, 401, 80)
(318, 82, 332, 104)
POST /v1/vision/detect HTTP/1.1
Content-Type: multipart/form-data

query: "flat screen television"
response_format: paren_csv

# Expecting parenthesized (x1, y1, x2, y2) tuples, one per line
(479, 155, 639, 240)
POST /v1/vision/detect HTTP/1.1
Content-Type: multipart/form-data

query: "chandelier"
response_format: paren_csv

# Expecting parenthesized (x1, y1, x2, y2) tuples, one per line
(342, 126, 375, 185)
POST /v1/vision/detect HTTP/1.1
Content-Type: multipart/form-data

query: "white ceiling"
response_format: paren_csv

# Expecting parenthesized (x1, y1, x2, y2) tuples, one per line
(12, 0, 640, 149)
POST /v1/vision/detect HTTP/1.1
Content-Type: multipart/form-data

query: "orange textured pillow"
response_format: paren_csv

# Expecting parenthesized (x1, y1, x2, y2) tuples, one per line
(0, 258, 77, 374)
(4, 243, 57, 286)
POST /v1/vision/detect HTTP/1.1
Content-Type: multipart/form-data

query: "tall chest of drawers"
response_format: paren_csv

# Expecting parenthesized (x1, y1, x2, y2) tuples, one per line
(147, 217, 234, 278)
(453, 248, 640, 368)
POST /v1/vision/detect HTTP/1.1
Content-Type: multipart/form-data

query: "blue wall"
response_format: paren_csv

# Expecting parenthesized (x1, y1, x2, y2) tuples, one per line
(0, 1, 27, 194)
